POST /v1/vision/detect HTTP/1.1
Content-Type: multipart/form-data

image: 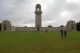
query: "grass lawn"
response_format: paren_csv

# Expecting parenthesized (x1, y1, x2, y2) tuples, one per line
(0, 32, 80, 53)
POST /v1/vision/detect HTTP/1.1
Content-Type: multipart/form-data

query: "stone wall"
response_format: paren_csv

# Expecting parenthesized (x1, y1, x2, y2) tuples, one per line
(16, 27, 37, 32)
(15, 27, 62, 32)
(11, 26, 16, 31)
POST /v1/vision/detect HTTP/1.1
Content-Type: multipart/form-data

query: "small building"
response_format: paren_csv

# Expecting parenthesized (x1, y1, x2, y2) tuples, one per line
(1, 20, 11, 31)
(66, 20, 76, 31)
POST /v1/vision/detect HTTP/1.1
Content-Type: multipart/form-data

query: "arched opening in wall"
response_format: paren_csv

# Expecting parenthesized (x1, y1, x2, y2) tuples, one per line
(71, 26, 74, 31)
(37, 25, 40, 31)
(3, 24, 6, 31)
(37, 8, 40, 11)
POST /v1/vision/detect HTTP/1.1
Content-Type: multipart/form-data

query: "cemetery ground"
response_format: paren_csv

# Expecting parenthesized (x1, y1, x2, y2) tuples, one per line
(0, 32, 80, 53)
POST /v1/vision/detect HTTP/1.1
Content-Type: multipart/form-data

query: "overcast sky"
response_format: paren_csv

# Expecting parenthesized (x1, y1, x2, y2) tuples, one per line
(0, 0, 80, 27)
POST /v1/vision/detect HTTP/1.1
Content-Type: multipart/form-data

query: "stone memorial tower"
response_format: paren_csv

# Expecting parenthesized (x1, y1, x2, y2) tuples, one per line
(35, 4, 42, 29)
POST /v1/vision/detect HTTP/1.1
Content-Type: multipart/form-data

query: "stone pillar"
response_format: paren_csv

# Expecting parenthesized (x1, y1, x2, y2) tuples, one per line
(35, 4, 42, 29)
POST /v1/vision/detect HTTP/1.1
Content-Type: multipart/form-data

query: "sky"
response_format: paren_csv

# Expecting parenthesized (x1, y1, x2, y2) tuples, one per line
(0, 0, 80, 27)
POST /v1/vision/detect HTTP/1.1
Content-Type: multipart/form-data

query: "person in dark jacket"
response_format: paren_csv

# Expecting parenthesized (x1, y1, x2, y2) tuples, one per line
(64, 28, 67, 37)
(60, 29, 64, 38)
(46, 29, 47, 32)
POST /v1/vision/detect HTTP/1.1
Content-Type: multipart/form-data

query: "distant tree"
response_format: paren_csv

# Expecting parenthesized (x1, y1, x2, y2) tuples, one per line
(76, 22, 80, 31)
(60, 25, 64, 27)
(48, 25, 53, 28)
(25, 26, 27, 27)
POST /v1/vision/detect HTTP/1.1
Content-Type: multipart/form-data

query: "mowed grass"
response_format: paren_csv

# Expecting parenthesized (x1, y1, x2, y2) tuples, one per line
(0, 32, 80, 53)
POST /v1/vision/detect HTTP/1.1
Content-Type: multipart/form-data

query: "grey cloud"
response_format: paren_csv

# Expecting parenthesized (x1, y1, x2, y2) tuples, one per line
(43, 0, 80, 27)
(0, 0, 80, 27)
(0, 0, 34, 26)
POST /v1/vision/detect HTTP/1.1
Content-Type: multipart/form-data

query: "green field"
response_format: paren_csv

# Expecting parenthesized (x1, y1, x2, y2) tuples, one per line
(0, 32, 80, 53)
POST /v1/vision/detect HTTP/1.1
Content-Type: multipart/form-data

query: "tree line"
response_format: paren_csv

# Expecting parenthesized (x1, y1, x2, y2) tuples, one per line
(76, 21, 80, 31)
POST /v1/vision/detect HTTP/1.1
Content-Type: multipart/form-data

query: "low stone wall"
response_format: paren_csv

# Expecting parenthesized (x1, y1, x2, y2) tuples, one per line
(15, 27, 62, 32)
(16, 27, 37, 32)
(39, 27, 61, 32)
(11, 27, 77, 32)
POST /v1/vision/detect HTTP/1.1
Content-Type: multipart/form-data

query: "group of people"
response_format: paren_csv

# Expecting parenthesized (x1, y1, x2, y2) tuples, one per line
(37, 27, 67, 38)
(60, 28, 67, 38)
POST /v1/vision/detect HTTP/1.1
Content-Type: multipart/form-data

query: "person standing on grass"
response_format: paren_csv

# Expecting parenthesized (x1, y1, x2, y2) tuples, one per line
(64, 28, 67, 37)
(37, 25, 40, 31)
(60, 29, 64, 38)
(46, 29, 47, 32)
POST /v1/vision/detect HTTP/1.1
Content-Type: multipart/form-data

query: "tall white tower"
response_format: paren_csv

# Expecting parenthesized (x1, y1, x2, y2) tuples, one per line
(35, 4, 42, 28)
